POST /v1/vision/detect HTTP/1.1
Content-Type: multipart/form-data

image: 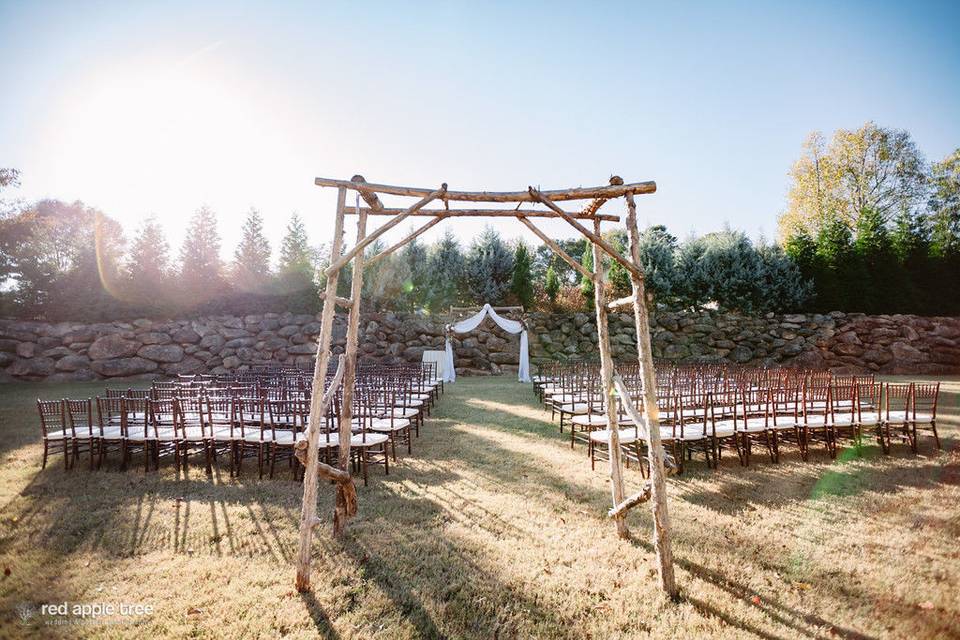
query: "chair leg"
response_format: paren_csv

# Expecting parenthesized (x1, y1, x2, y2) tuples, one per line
(42, 440, 49, 469)
(931, 421, 941, 450)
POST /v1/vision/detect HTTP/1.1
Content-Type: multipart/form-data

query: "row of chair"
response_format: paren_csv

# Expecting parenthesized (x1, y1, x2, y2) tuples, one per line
(534, 364, 941, 474)
(37, 362, 443, 484)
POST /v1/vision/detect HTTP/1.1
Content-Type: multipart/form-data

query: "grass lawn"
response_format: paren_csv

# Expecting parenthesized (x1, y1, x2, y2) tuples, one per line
(0, 376, 958, 639)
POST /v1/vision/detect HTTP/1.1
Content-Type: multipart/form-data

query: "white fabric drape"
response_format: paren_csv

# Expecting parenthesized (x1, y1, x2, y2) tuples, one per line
(443, 304, 531, 383)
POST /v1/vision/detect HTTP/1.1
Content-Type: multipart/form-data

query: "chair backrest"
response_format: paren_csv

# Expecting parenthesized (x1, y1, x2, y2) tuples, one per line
(124, 397, 150, 439)
(884, 383, 911, 420)
(148, 398, 177, 437)
(37, 399, 66, 437)
(912, 382, 940, 419)
(65, 398, 93, 437)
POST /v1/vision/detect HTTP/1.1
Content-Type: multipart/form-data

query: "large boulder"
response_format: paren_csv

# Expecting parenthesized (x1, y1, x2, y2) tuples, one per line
(8, 357, 56, 378)
(88, 335, 140, 360)
(138, 344, 184, 363)
(90, 357, 158, 377)
(55, 355, 91, 372)
(163, 356, 205, 375)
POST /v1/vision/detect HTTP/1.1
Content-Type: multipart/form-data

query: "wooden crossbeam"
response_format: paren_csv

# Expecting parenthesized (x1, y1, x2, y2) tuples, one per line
(343, 206, 620, 222)
(607, 295, 633, 310)
(528, 188, 642, 280)
(318, 293, 352, 309)
(516, 215, 593, 280)
(325, 185, 446, 276)
(351, 175, 384, 211)
(582, 175, 624, 217)
(315, 176, 656, 203)
(365, 217, 445, 266)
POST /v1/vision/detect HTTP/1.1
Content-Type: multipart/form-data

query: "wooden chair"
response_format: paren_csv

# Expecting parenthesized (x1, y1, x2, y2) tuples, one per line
(37, 399, 70, 470)
(65, 398, 97, 470)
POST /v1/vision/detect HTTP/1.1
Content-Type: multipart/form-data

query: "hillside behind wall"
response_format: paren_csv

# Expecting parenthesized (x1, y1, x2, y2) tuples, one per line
(0, 311, 958, 382)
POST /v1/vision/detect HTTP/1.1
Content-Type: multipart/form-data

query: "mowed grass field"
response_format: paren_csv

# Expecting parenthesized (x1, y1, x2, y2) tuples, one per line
(0, 376, 958, 639)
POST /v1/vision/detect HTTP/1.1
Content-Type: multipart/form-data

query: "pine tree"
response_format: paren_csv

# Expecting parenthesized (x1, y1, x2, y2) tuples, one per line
(127, 216, 171, 308)
(510, 242, 534, 309)
(277, 212, 318, 312)
(813, 214, 859, 312)
(605, 231, 632, 298)
(179, 205, 225, 306)
(580, 246, 594, 309)
(635, 225, 678, 305)
(464, 226, 514, 305)
(425, 231, 465, 313)
(232, 208, 272, 293)
(544, 266, 560, 305)
(398, 236, 429, 311)
(755, 241, 811, 312)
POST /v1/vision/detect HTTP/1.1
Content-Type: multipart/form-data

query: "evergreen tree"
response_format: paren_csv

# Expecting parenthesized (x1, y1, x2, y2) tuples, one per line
(464, 226, 514, 304)
(398, 236, 429, 311)
(813, 214, 859, 312)
(635, 225, 679, 305)
(179, 205, 225, 306)
(232, 208, 272, 293)
(853, 207, 897, 313)
(127, 216, 171, 309)
(580, 245, 594, 309)
(277, 212, 318, 312)
(605, 231, 632, 298)
(674, 235, 708, 309)
(510, 242, 534, 309)
(755, 241, 811, 312)
(424, 231, 465, 313)
(544, 266, 560, 305)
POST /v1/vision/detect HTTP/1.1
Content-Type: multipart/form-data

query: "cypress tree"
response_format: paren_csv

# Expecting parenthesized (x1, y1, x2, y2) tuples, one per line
(544, 266, 560, 305)
(510, 242, 534, 309)
(580, 246, 594, 309)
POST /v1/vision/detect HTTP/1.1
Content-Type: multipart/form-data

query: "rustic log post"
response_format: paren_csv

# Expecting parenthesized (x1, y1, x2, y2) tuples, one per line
(333, 199, 368, 536)
(592, 218, 630, 539)
(296, 187, 348, 593)
(624, 192, 678, 597)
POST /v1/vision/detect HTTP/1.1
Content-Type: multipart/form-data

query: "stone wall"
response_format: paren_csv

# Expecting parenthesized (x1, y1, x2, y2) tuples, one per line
(1, 311, 958, 382)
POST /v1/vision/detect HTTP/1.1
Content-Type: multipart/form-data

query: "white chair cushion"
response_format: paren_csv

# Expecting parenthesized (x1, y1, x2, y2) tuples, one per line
(590, 429, 639, 445)
(350, 433, 389, 447)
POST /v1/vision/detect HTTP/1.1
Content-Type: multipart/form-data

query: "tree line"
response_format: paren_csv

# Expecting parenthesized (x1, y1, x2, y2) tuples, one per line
(1, 122, 956, 321)
(779, 123, 959, 315)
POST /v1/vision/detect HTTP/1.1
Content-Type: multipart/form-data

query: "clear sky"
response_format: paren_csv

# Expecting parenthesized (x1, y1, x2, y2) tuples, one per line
(1, 0, 958, 260)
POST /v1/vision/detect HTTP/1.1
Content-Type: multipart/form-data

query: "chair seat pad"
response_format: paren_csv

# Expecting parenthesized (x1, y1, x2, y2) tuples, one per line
(351, 433, 389, 447)
(43, 429, 72, 440)
(370, 418, 411, 432)
(662, 427, 706, 441)
(273, 431, 305, 445)
(100, 426, 124, 439)
(590, 429, 639, 445)
(154, 427, 179, 441)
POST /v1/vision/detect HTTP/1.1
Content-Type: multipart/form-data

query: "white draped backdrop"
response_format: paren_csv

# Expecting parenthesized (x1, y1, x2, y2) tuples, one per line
(443, 304, 530, 383)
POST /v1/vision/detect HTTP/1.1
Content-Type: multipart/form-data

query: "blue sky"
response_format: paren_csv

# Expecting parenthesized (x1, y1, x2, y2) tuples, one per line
(1, 0, 958, 257)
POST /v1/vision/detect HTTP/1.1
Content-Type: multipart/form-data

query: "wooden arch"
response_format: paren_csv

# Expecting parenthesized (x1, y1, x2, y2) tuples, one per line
(294, 175, 677, 597)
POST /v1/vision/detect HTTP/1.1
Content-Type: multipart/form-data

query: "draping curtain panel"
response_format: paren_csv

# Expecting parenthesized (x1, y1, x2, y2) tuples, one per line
(443, 304, 530, 383)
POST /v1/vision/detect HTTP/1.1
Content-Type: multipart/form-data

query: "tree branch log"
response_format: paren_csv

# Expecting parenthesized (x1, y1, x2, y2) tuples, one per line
(343, 206, 620, 222)
(315, 177, 656, 203)
(516, 215, 593, 280)
(528, 188, 642, 280)
(608, 485, 652, 519)
(325, 185, 446, 277)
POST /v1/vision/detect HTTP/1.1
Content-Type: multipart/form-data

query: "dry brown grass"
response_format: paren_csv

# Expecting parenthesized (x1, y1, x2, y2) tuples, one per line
(0, 376, 958, 639)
